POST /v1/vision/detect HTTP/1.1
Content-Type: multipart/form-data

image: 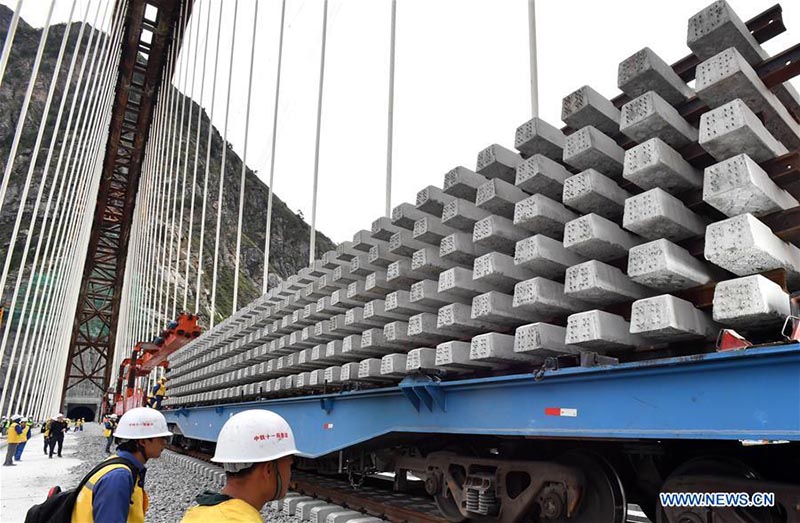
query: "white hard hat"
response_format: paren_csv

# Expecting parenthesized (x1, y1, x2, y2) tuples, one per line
(114, 407, 173, 439)
(57, 413, 64, 418)
(211, 410, 298, 467)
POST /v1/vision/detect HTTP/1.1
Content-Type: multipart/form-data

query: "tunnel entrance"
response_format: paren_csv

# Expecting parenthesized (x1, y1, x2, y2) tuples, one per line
(66, 404, 96, 423)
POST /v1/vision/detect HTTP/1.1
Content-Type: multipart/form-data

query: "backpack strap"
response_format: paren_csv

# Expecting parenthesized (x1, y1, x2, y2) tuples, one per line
(73, 457, 139, 495)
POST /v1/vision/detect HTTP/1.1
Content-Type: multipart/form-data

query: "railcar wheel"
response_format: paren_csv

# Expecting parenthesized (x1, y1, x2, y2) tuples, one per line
(557, 451, 626, 523)
(659, 457, 782, 523)
(434, 487, 467, 522)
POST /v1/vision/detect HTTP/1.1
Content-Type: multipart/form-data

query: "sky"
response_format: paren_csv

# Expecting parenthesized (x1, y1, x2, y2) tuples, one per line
(4, 0, 799, 245)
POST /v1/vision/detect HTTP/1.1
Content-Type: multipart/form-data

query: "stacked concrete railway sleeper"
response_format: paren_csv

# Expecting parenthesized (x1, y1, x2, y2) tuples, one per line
(165, 0, 800, 408)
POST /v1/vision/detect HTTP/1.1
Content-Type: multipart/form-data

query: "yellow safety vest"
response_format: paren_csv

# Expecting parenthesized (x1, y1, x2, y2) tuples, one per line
(181, 498, 262, 523)
(44, 421, 51, 438)
(155, 383, 166, 396)
(71, 460, 148, 523)
(7, 422, 25, 444)
(102, 423, 112, 438)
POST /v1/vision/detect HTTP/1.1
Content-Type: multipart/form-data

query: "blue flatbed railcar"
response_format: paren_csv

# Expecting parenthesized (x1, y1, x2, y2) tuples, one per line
(164, 342, 800, 522)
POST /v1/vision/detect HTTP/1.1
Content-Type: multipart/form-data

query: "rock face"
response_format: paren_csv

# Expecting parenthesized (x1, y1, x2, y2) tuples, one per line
(0, 5, 336, 335)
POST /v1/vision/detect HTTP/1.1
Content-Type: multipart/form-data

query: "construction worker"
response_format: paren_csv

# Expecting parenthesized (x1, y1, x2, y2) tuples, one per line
(48, 413, 68, 458)
(3, 414, 25, 466)
(43, 417, 53, 455)
(71, 407, 172, 523)
(13, 417, 33, 461)
(181, 410, 299, 523)
(148, 377, 167, 410)
(103, 414, 118, 453)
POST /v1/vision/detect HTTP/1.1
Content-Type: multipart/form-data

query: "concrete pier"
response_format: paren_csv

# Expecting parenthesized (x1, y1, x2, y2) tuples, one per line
(623, 188, 707, 241)
(514, 322, 581, 357)
(561, 85, 621, 136)
(703, 154, 798, 217)
(513, 194, 579, 240)
(699, 99, 789, 162)
(515, 234, 587, 280)
(712, 274, 791, 327)
(564, 213, 642, 261)
(618, 47, 694, 105)
(630, 294, 718, 341)
(619, 91, 698, 148)
(628, 239, 715, 291)
(443, 166, 488, 201)
(476, 144, 523, 183)
(473, 215, 529, 254)
(623, 137, 703, 194)
(514, 154, 572, 201)
(514, 117, 566, 160)
(475, 178, 529, 218)
(470, 332, 542, 365)
(704, 213, 800, 281)
(563, 125, 625, 178)
(565, 310, 646, 352)
(562, 169, 631, 220)
(473, 252, 535, 293)
(564, 260, 650, 305)
(513, 277, 589, 318)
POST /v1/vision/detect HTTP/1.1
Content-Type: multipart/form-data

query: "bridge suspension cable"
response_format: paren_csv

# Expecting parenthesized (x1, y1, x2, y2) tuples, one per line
(210, 0, 239, 328)
(232, 0, 259, 313)
(0, 0, 23, 90)
(263, 0, 288, 294)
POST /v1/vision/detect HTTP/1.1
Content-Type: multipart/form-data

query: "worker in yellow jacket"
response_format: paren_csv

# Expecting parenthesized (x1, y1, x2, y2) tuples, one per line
(3, 414, 25, 466)
(181, 410, 299, 523)
(71, 407, 172, 523)
(43, 417, 52, 455)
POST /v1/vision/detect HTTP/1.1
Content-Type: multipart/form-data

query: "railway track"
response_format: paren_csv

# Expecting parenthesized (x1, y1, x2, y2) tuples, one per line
(166, 445, 652, 523)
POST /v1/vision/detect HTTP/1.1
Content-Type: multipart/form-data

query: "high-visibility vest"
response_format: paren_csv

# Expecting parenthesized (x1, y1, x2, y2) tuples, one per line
(181, 498, 262, 523)
(71, 460, 148, 523)
(7, 422, 24, 444)
(102, 422, 113, 438)
(155, 383, 166, 396)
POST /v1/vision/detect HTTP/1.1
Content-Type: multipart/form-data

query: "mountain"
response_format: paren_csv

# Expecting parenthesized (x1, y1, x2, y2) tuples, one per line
(0, 5, 336, 350)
